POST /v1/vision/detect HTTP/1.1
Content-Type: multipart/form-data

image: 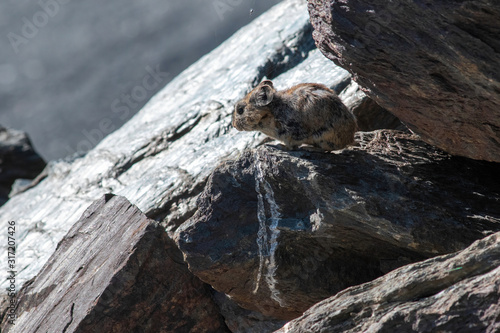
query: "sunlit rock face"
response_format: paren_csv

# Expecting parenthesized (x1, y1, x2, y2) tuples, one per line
(0, 2, 385, 326)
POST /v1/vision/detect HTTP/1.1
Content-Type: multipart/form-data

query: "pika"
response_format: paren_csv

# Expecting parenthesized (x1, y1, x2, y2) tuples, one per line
(232, 80, 356, 151)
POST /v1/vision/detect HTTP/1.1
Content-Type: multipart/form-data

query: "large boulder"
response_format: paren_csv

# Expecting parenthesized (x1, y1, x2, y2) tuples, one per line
(175, 130, 500, 320)
(1, 194, 228, 333)
(308, 0, 500, 162)
(275, 231, 500, 333)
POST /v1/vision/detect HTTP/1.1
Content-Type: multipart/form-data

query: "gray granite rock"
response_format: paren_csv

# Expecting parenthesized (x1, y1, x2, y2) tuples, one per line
(213, 291, 287, 333)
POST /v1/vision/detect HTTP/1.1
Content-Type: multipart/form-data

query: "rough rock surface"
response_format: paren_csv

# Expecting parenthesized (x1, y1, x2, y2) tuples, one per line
(213, 291, 287, 333)
(175, 130, 500, 320)
(308, 0, 500, 162)
(275, 231, 500, 333)
(0, 125, 45, 205)
(0, 194, 228, 333)
(339, 82, 406, 132)
(0, 0, 383, 296)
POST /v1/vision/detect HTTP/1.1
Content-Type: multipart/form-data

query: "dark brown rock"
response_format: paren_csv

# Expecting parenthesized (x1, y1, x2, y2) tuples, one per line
(0, 125, 45, 205)
(175, 130, 500, 320)
(308, 0, 500, 162)
(213, 291, 287, 333)
(0, 194, 229, 333)
(339, 82, 406, 132)
(275, 231, 500, 333)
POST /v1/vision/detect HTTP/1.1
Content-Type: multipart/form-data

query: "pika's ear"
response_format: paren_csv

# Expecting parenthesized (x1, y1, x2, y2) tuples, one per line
(254, 84, 274, 107)
(260, 80, 274, 88)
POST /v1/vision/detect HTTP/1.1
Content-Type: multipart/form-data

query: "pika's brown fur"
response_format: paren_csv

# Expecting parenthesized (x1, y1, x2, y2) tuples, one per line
(232, 80, 356, 151)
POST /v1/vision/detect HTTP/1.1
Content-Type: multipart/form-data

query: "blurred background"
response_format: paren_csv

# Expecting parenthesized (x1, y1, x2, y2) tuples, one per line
(0, 0, 282, 161)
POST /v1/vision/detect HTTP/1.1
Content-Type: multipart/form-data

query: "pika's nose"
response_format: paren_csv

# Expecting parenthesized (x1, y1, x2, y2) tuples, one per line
(231, 113, 240, 130)
(231, 115, 242, 131)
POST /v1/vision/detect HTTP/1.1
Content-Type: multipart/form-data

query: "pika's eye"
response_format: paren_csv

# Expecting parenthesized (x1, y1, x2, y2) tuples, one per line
(237, 106, 245, 115)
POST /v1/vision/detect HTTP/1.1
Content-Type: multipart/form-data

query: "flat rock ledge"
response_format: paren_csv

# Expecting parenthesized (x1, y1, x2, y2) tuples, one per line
(175, 130, 500, 320)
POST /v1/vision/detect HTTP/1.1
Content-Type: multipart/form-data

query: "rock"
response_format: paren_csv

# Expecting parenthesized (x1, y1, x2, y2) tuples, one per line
(275, 231, 500, 333)
(339, 82, 406, 132)
(0, 125, 45, 205)
(307, 0, 500, 162)
(213, 291, 287, 333)
(175, 130, 500, 320)
(0, 194, 229, 333)
(0, 0, 386, 297)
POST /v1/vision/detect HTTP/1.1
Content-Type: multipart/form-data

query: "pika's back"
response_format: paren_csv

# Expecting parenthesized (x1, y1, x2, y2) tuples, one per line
(277, 83, 349, 126)
(232, 80, 356, 151)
